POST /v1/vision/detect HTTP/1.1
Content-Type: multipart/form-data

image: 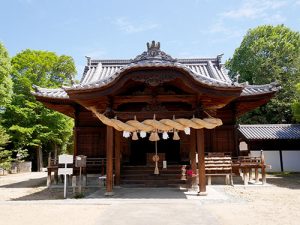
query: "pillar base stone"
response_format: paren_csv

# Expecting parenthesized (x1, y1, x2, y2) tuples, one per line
(105, 192, 115, 196)
(198, 191, 208, 196)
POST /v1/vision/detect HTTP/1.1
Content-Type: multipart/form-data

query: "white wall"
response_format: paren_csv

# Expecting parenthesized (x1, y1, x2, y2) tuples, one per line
(282, 151, 300, 172)
(250, 151, 281, 172)
(250, 150, 300, 172)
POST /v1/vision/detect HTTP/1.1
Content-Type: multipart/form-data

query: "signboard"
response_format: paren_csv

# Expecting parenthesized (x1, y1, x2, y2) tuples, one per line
(58, 168, 73, 175)
(58, 154, 74, 199)
(75, 155, 87, 167)
(59, 154, 73, 164)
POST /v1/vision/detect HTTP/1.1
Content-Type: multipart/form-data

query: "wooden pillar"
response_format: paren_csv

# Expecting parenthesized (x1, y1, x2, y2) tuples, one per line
(190, 129, 197, 174)
(261, 150, 266, 185)
(197, 129, 207, 195)
(105, 126, 114, 196)
(114, 130, 121, 186)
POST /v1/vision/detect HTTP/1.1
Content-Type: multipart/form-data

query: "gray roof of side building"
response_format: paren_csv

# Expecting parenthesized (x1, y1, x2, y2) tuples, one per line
(238, 124, 300, 140)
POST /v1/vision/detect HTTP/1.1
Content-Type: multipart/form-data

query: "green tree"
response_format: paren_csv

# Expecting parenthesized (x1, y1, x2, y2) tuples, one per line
(0, 126, 12, 170)
(0, 42, 12, 108)
(226, 25, 300, 124)
(2, 50, 76, 170)
(292, 83, 300, 122)
(0, 42, 13, 171)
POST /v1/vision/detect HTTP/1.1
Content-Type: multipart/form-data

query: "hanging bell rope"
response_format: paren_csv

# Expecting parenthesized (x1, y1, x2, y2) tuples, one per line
(89, 107, 223, 134)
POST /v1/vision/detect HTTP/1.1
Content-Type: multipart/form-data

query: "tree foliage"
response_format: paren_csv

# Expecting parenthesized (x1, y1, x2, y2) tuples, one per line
(226, 25, 300, 124)
(292, 83, 300, 122)
(0, 42, 12, 108)
(2, 50, 76, 162)
(0, 126, 12, 170)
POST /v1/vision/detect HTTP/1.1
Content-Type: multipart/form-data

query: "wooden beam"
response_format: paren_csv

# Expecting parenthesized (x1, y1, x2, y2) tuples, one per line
(114, 111, 195, 120)
(113, 95, 196, 106)
(197, 129, 207, 195)
(105, 126, 114, 196)
(190, 129, 197, 174)
(114, 130, 121, 186)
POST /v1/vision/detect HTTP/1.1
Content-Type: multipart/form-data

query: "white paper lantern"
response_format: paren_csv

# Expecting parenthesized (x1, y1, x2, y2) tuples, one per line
(123, 131, 131, 138)
(184, 127, 191, 135)
(162, 131, 169, 139)
(140, 131, 147, 138)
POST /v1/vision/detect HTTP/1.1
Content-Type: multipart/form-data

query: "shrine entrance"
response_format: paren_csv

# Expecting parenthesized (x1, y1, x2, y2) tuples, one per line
(130, 136, 180, 165)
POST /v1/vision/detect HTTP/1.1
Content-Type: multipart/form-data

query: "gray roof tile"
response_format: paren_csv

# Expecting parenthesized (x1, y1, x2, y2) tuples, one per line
(238, 124, 300, 140)
(32, 41, 280, 99)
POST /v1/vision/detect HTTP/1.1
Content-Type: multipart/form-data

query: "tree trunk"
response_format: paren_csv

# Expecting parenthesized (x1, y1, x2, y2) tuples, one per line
(37, 146, 43, 172)
(54, 143, 58, 164)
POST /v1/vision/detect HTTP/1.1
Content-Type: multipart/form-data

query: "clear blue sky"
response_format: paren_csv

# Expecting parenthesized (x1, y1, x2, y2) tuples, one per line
(1, 0, 300, 80)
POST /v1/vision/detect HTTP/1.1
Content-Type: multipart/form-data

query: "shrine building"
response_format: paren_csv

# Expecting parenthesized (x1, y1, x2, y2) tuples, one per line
(32, 41, 279, 195)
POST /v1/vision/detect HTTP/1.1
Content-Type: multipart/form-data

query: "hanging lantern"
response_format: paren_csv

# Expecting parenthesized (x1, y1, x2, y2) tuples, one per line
(173, 130, 180, 140)
(184, 127, 191, 135)
(140, 131, 147, 138)
(162, 131, 169, 140)
(132, 131, 138, 140)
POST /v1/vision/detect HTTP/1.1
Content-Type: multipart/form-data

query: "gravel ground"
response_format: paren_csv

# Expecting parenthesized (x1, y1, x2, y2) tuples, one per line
(204, 173, 300, 225)
(0, 172, 300, 225)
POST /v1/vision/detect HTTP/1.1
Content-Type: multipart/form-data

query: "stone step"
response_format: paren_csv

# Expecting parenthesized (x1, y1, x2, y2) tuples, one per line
(122, 166, 182, 172)
(120, 164, 185, 187)
(121, 170, 182, 175)
(121, 179, 186, 187)
(121, 174, 181, 180)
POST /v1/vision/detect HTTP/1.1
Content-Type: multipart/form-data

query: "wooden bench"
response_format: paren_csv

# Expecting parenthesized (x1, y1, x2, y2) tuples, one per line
(236, 151, 270, 185)
(205, 154, 233, 185)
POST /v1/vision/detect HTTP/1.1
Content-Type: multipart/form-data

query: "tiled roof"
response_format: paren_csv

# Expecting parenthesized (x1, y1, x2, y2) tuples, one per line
(32, 41, 280, 99)
(32, 85, 69, 99)
(79, 57, 232, 85)
(66, 60, 238, 91)
(241, 83, 280, 96)
(238, 124, 300, 140)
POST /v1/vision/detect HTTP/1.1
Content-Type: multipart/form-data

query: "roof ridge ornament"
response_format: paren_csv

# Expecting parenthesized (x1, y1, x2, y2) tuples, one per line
(132, 41, 177, 63)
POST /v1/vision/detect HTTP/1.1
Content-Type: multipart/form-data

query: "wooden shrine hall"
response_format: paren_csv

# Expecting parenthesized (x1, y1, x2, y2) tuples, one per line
(32, 41, 279, 195)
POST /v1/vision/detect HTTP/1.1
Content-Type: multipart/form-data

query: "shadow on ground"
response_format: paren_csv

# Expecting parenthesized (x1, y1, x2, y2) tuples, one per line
(266, 173, 300, 189)
(0, 178, 46, 188)
(87, 187, 188, 199)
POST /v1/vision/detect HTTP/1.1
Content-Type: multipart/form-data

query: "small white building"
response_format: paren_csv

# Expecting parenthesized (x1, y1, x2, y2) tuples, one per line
(238, 124, 300, 172)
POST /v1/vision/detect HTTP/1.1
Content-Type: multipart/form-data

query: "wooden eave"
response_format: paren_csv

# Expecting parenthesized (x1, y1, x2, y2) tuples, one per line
(34, 96, 76, 118)
(65, 67, 243, 110)
(233, 91, 277, 116)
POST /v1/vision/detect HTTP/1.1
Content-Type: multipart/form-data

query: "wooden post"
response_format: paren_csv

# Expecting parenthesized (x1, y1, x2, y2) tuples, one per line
(114, 130, 121, 186)
(249, 168, 252, 181)
(190, 129, 197, 174)
(243, 169, 249, 186)
(105, 126, 114, 196)
(261, 150, 266, 185)
(255, 168, 259, 183)
(197, 129, 207, 195)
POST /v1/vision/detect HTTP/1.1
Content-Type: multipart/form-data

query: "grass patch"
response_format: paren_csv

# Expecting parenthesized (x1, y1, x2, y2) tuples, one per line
(74, 192, 85, 199)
